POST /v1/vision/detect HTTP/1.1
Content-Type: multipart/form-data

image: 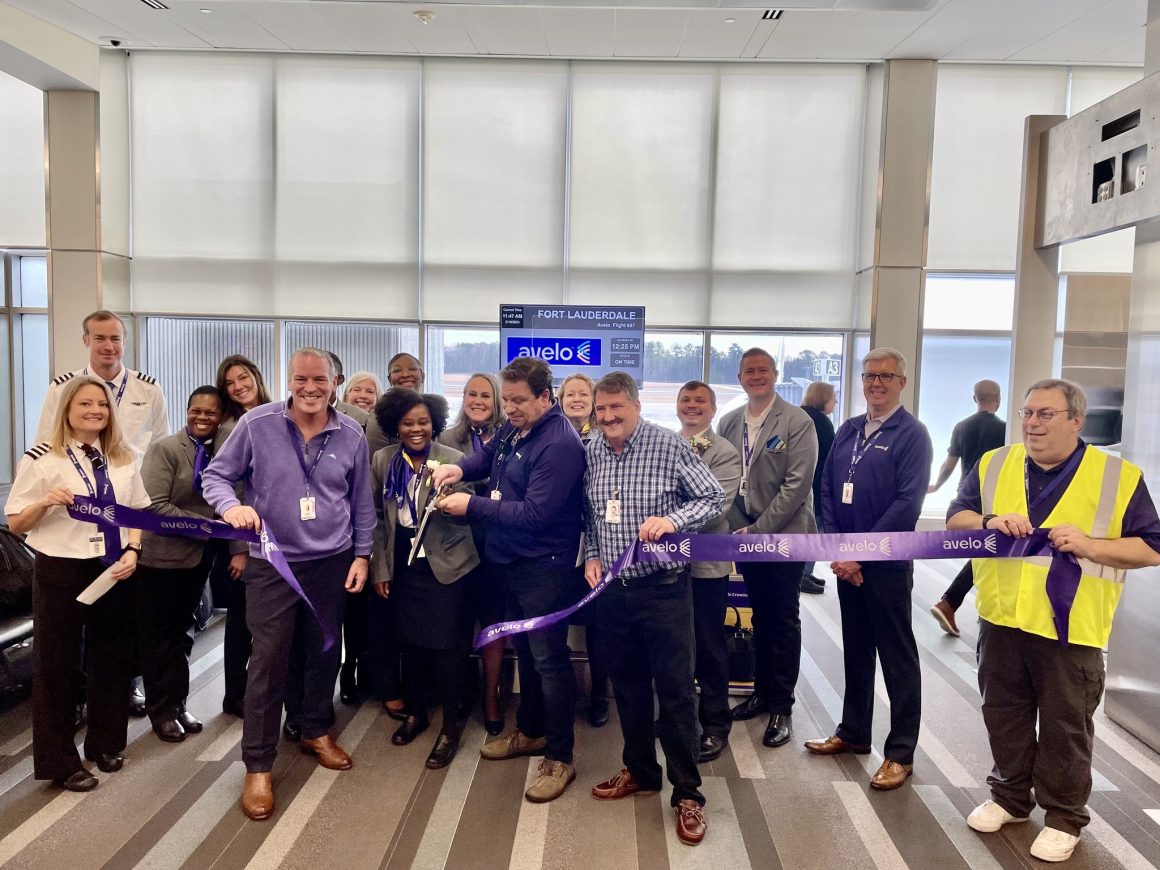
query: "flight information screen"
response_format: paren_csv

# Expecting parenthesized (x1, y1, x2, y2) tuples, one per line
(499, 305, 646, 385)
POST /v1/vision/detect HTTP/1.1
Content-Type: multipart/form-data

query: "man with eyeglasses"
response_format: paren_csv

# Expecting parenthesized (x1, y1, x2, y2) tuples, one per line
(947, 378, 1160, 863)
(926, 380, 1007, 636)
(805, 348, 931, 792)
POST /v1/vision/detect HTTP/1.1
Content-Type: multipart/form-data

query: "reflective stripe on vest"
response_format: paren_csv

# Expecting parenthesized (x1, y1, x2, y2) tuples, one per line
(972, 444, 1140, 648)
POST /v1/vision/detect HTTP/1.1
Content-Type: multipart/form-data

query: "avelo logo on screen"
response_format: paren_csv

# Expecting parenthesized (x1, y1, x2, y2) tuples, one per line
(507, 337, 601, 366)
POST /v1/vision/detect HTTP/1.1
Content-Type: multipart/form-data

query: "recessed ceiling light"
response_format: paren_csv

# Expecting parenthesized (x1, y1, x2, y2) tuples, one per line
(414, 10, 435, 25)
(725, 17, 736, 23)
(199, 7, 211, 12)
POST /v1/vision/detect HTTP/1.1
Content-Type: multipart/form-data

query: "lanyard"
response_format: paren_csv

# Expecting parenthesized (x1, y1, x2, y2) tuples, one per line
(846, 425, 885, 482)
(187, 430, 212, 494)
(84, 368, 128, 407)
(286, 421, 331, 498)
(1025, 446, 1085, 511)
(66, 447, 111, 499)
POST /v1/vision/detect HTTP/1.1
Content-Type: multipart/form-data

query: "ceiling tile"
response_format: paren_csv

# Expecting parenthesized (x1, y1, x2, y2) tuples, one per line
(167, 2, 286, 51)
(819, 10, 929, 59)
(315, 3, 418, 54)
(539, 8, 614, 57)
(887, 0, 1008, 59)
(1095, 31, 1146, 64)
(59, 0, 210, 48)
(465, 7, 550, 55)
(3, 0, 146, 45)
(384, 6, 478, 54)
(942, 0, 1121, 61)
(680, 10, 763, 58)
(613, 9, 689, 58)
(758, 10, 858, 59)
(1009, 0, 1145, 62)
(232, 2, 352, 50)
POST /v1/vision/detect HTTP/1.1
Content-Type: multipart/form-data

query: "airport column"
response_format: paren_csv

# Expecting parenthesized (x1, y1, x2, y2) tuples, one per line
(865, 59, 936, 412)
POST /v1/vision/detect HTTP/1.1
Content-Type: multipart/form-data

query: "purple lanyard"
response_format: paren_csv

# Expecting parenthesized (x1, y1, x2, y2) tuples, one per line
(1025, 446, 1085, 512)
(846, 425, 884, 482)
(285, 421, 331, 498)
(84, 368, 128, 407)
(67, 447, 118, 564)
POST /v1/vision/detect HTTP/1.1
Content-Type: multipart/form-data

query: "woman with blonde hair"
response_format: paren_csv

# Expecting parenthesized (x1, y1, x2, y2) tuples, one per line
(559, 373, 597, 443)
(5, 376, 149, 791)
(343, 371, 383, 413)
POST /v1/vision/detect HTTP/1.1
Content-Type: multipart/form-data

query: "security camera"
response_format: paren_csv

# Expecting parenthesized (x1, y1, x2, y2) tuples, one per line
(102, 37, 123, 47)
(110, 39, 122, 47)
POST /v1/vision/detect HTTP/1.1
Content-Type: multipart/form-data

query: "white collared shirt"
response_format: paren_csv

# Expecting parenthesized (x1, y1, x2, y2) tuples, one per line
(864, 403, 903, 439)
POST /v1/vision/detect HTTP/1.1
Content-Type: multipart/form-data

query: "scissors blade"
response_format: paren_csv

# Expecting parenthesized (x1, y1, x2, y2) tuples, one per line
(407, 468, 440, 566)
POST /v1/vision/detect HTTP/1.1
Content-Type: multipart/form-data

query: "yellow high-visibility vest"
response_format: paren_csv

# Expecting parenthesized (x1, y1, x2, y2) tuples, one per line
(972, 443, 1141, 648)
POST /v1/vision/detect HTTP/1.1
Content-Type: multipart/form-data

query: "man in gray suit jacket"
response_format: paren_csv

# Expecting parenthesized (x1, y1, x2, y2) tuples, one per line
(717, 348, 818, 749)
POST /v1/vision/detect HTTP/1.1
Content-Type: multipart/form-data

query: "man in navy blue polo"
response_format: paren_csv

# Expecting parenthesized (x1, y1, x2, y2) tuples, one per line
(433, 356, 585, 804)
(804, 347, 932, 791)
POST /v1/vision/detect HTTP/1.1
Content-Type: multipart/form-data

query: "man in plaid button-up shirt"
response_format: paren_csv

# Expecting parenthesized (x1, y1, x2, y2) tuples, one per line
(582, 371, 723, 847)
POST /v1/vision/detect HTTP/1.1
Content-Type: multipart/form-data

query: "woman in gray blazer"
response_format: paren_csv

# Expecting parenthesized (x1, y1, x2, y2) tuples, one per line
(372, 389, 480, 770)
(137, 385, 224, 744)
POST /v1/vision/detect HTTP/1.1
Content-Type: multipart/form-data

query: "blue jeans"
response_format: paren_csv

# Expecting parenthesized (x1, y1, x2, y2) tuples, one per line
(504, 559, 576, 763)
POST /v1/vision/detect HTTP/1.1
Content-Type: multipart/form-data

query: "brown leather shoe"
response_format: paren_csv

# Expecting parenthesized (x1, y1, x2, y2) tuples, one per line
(241, 772, 274, 820)
(591, 768, 660, 801)
(870, 759, 913, 790)
(930, 598, 960, 637)
(804, 735, 872, 755)
(300, 734, 353, 770)
(675, 799, 706, 845)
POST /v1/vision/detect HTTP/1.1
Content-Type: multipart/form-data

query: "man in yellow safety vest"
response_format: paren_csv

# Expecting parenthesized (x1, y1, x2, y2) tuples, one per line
(947, 378, 1160, 863)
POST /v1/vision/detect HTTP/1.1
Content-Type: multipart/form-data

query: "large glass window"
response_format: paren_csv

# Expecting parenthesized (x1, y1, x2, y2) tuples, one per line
(0, 312, 9, 483)
(640, 331, 706, 431)
(145, 318, 277, 432)
(707, 332, 845, 423)
(19, 314, 49, 452)
(426, 326, 501, 420)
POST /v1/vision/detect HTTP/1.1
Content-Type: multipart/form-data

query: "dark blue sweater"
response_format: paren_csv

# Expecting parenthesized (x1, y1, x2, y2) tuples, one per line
(821, 406, 932, 567)
(457, 401, 585, 569)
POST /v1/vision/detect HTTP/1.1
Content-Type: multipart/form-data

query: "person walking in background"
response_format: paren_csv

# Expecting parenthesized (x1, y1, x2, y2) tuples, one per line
(928, 379, 1006, 637)
(799, 381, 837, 595)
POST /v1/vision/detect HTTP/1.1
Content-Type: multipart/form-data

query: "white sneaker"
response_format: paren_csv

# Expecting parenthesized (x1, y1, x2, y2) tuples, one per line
(1030, 827, 1080, 862)
(967, 799, 1029, 833)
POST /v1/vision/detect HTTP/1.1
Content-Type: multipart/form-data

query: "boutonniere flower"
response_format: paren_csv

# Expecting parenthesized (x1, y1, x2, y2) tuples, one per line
(688, 434, 712, 456)
(425, 458, 447, 470)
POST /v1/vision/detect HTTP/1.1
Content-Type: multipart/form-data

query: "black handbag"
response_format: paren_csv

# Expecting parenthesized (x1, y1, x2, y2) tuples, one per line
(724, 605, 755, 684)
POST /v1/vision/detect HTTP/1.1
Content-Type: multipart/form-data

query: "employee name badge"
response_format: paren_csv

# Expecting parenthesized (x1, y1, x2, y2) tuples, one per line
(300, 496, 317, 521)
(605, 498, 622, 524)
(490, 490, 502, 501)
(738, 478, 748, 497)
(88, 535, 106, 558)
(841, 482, 854, 505)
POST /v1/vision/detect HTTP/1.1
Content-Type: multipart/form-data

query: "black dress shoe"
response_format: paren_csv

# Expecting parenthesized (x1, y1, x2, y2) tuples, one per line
(222, 698, 244, 718)
(128, 687, 147, 718)
(56, 770, 98, 792)
(178, 710, 203, 733)
(154, 719, 186, 743)
(339, 664, 359, 706)
(800, 575, 825, 595)
(391, 715, 429, 746)
(763, 713, 793, 748)
(73, 703, 87, 733)
(425, 732, 459, 769)
(84, 751, 124, 773)
(588, 699, 609, 728)
(698, 735, 727, 763)
(283, 720, 302, 742)
(730, 694, 767, 721)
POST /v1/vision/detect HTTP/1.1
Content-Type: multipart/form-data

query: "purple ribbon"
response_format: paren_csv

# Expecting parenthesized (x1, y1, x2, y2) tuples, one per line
(473, 528, 1082, 650)
(67, 496, 336, 652)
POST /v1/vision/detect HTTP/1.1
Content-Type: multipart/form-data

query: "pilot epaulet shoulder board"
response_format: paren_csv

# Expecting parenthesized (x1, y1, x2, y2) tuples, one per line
(51, 371, 77, 386)
(24, 443, 51, 460)
(136, 371, 158, 386)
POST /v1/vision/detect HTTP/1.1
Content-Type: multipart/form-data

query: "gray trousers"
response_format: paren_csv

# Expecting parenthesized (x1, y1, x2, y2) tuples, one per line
(242, 550, 349, 773)
(977, 620, 1105, 836)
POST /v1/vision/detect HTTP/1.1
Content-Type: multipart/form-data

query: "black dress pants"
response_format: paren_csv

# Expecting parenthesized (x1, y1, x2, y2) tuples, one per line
(208, 542, 250, 709)
(738, 560, 803, 715)
(401, 644, 465, 735)
(691, 575, 731, 739)
(135, 556, 211, 724)
(600, 571, 704, 807)
(32, 553, 132, 781)
(834, 562, 921, 765)
(944, 562, 975, 609)
(242, 551, 348, 773)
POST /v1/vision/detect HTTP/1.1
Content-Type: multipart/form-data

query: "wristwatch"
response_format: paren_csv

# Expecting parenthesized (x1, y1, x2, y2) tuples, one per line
(124, 543, 143, 555)
(981, 514, 997, 530)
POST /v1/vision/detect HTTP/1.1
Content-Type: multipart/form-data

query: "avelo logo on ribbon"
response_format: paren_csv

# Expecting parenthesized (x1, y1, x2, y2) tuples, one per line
(839, 536, 892, 556)
(738, 539, 791, 557)
(507, 337, 601, 366)
(943, 533, 998, 554)
(641, 537, 692, 557)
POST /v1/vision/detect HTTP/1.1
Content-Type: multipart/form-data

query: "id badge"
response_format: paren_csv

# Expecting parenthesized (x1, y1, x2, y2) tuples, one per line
(841, 482, 854, 505)
(88, 535, 106, 558)
(738, 478, 748, 497)
(300, 496, 317, 521)
(605, 499, 622, 524)
(490, 490, 502, 501)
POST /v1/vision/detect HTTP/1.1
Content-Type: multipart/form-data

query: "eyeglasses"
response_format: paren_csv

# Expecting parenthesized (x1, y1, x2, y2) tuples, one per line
(860, 372, 901, 384)
(1018, 407, 1070, 422)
